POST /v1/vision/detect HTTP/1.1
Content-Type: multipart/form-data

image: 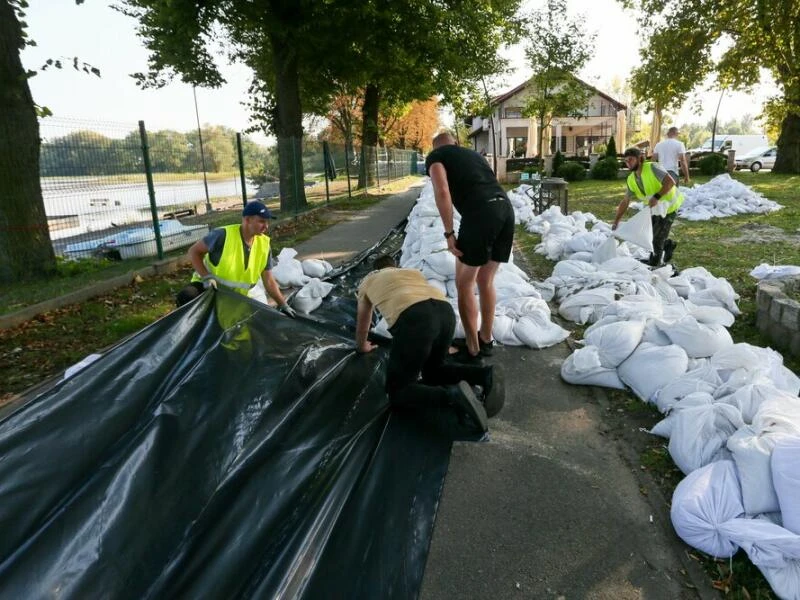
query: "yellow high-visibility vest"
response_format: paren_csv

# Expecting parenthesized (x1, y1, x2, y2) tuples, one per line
(626, 162, 684, 214)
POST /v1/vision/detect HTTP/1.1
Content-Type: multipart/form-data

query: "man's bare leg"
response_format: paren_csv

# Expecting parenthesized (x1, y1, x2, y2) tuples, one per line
(477, 260, 501, 344)
(455, 260, 481, 356)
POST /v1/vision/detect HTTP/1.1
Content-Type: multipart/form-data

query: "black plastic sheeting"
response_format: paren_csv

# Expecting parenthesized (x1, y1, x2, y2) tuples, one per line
(0, 225, 477, 599)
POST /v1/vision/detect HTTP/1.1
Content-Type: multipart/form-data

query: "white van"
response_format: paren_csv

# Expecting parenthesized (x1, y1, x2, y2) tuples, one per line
(735, 146, 777, 172)
(688, 134, 769, 157)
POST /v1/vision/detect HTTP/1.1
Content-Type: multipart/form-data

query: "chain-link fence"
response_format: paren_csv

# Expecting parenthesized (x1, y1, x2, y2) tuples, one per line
(39, 117, 423, 263)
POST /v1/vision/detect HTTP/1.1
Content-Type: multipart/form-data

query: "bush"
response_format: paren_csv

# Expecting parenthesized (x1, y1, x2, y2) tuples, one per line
(606, 136, 617, 157)
(698, 153, 727, 175)
(591, 156, 620, 180)
(552, 150, 564, 175)
(593, 143, 607, 155)
(556, 161, 586, 181)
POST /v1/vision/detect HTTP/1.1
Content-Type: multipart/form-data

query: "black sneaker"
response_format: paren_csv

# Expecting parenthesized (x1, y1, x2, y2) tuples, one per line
(450, 381, 488, 432)
(483, 366, 505, 418)
(450, 345, 483, 365)
(479, 337, 495, 357)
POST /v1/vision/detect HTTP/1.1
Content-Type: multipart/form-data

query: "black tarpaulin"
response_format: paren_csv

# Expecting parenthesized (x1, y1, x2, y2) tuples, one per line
(0, 286, 463, 599)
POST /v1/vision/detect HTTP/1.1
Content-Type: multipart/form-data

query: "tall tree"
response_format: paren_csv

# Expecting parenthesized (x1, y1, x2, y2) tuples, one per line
(522, 0, 595, 157)
(384, 98, 440, 152)
(621, 0, 800, 173)
(0, 0, 55, 283)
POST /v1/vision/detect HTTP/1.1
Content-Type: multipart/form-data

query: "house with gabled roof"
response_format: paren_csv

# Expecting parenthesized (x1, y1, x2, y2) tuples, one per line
(468, 77, 629, 159)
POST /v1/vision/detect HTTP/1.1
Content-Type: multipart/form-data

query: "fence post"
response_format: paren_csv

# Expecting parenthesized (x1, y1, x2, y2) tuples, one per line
(344, 142, 352, 199)
(322, 141, 331, 204)
(138, 121, 163, 260)
(375, 145, 380, 188)
(236, 132, 247, 208)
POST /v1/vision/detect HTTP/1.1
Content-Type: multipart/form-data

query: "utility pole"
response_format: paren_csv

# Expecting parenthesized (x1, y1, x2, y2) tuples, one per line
(193, 87, 212, 214)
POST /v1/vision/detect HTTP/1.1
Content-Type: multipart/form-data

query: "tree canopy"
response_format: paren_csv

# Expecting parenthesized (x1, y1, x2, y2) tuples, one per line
(621, 0, 800, 173)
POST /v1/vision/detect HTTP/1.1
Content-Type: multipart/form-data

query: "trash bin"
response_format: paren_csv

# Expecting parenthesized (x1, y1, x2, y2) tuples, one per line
(539, 177, 568, 215)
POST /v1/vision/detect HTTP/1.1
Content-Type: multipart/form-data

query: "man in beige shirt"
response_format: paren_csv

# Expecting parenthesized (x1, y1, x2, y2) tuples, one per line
(356, 255, 505, 432)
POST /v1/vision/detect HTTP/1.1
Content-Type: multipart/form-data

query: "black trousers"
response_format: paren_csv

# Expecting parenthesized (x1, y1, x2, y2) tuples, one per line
(387, 299, 488, 408)
(651, 212, 676, 265)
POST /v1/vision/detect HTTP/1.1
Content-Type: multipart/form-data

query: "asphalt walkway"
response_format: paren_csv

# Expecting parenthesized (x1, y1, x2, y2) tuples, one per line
(292, 181, 718, 599)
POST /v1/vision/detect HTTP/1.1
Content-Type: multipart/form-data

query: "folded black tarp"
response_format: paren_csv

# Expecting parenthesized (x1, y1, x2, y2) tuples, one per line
(0, 281, 471, 598)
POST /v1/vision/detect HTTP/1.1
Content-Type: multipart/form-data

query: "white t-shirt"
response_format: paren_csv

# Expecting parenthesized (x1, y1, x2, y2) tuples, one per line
(653, 138, 686, 173)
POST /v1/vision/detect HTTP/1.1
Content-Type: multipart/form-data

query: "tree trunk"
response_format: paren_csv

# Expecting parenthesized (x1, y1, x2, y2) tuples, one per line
(0, 1, 56, 284)
(773, 110, 800, 174)
(269, 33, 307, 213)
(357, 83, 380, 189)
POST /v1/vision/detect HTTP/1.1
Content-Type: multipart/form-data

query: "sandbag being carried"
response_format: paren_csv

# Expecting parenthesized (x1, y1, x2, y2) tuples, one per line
(612, 207, 653, 253)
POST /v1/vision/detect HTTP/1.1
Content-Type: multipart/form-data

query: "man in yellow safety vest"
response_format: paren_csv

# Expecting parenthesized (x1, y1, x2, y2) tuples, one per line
(177, 201, 295, 318)
(612, 147, 684, 266)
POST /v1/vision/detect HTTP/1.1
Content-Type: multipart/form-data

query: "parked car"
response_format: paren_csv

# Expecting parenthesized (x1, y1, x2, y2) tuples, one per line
(735, 146, 777, 172)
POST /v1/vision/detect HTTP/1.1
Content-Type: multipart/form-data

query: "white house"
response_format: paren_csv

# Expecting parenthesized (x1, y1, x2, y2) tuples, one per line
(468, 78, 629, 159)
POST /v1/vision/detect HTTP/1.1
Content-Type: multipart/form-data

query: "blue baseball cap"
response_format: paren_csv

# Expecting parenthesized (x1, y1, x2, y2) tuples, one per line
(242, 201, 275, 219)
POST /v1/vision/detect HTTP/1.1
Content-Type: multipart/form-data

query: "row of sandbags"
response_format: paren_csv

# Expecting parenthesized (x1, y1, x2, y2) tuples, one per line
(508, 176, 800, 599)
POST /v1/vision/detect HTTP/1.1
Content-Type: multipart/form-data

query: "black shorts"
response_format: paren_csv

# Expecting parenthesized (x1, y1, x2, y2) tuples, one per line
(456, 197, 515, 266)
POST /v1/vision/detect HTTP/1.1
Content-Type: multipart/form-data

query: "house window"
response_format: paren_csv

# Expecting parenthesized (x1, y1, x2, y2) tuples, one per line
(550, 136, 566, 153)
(508, 137, 527, 157)
(505, 107, 523, 118)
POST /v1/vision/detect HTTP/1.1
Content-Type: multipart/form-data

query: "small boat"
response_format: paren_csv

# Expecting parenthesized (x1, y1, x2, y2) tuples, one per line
(64, 220, 208, 260)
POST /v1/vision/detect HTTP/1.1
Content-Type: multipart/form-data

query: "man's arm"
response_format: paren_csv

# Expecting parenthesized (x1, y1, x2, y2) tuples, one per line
(612, 196, 631, 230)
(680, 152, 691, 183)
(188, 240, 211, 277)
(355, 296, 377, 353)
(647, 171, 675, 207)
(428, 162, 463, 257)
(261, 269, 287, 307)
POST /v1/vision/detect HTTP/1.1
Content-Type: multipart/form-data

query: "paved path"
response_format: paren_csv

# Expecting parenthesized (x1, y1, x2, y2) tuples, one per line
(289, 181, 718, 599)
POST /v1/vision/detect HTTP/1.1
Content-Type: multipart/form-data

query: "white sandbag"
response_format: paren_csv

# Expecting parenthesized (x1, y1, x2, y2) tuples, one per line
(668, 402, 744, 474)
(720, 518, 800, 600)
(583, 319, 645, 368)
(728, 425, 796, 516)
(670, 460, 744, 558)
(272, 248, 311, 288)
(750, 263, 800, 280)
(716, 384, 796, 424)
(558, 288, 617, 324)
(301, 258, 333, 278)
(423, 250, 456, 278)
(492, 313, 521, 346)
(772, 437, 800, 535)
(561, 347, 626, 390)
(373, 317, 392, 339)
(617, 342, 689, 403)
(291, 278, 335, 314)
(688, 278, 741, 315)
(602, 294, 664, 321)
(655, 315, 734, 358)
(711, 344, 800, 396)
(653, 366, 722, 414)
(513, 312, 569, 349)
(612, 207, 653, 252)
(688, 304, 736, 327)
(649, 392, 716, 439)
(426, 278, 448, 295)
(591, 236, 618, 263)
(640, 319, 672, 346)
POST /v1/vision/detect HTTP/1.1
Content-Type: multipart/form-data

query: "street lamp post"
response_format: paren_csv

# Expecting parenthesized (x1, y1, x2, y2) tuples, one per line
(193, 87, 213, 214)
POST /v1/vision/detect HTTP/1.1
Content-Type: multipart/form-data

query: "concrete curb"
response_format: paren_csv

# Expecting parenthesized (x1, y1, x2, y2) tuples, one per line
(0, 256, 189, 331)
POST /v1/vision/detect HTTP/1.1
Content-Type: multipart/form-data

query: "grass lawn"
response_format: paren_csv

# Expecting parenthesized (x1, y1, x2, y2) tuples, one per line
(515, 170, 800, 599)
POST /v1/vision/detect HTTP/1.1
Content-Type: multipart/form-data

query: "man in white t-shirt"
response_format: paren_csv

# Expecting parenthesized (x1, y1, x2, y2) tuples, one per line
(653, 127, 691, 185)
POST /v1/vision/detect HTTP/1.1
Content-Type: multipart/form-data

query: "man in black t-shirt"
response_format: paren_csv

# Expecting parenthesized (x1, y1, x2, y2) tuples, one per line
(425, 133, 515, 361)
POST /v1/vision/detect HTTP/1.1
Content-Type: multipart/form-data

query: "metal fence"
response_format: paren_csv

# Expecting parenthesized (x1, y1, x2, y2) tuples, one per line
(39, 117, 422, 263)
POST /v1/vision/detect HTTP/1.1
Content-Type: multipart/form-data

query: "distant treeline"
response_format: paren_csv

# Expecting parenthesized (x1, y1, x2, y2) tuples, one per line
(39, 125, 272, 177)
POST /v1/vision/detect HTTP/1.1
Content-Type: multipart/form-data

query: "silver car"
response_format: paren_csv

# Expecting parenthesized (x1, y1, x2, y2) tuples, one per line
(735, 146, 777, 172)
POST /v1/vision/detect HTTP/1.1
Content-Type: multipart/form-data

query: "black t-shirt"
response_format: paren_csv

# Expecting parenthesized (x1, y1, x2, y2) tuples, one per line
(425, 145, 507, 214)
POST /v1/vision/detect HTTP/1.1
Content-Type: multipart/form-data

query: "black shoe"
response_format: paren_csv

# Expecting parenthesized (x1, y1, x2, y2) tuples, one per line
(479, 337, 495, 357)
(450, 345, 483, 365)
(483, 366, 505, 418)
(449, 381, 488, 432)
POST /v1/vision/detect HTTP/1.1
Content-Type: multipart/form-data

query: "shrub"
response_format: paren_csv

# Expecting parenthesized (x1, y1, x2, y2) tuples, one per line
(552, 150, 564, 175)
(591, 156, 620, 180)
(698, 153, 727, 175)
(606, 135, 617, 157)
(593, 143, 607, 155)
(556, 161, 586, 181)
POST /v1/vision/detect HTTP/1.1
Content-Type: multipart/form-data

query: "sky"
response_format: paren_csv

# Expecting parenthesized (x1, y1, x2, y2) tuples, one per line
(21, 0, 777, 143)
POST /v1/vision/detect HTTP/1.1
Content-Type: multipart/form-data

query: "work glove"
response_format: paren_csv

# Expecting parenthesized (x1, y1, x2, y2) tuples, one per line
(202, 276, 218, 290)
(279, 303, 297, 318)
